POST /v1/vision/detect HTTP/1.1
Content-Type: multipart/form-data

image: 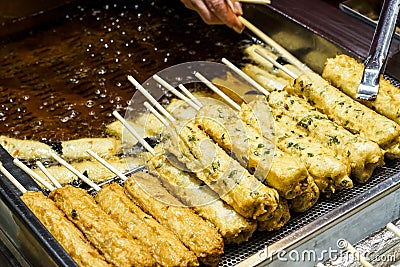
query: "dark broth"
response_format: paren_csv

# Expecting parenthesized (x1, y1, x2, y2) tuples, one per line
(0, 0, 251, 142)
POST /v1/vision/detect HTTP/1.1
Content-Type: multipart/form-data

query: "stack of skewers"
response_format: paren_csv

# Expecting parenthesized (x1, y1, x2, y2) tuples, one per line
(1, 18, 400, 266)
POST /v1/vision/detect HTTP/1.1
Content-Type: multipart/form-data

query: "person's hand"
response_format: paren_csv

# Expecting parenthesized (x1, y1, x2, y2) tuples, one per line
(181, 0, 245, 33)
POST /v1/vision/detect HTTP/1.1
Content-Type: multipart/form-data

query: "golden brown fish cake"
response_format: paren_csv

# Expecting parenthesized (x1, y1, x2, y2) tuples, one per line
(125, 172, 224, 266)
(49, 185, 156, 267)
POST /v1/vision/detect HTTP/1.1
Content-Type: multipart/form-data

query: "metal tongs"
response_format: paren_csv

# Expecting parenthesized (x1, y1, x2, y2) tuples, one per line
(357, 0, 400, 101)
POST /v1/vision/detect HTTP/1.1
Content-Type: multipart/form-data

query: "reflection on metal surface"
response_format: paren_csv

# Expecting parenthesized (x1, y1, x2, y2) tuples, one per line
(340, 0, 400, 38)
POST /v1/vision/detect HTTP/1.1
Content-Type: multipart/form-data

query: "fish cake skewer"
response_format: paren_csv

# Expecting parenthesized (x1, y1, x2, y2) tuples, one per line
(21, 191, 111, 267)
(128, 76, 280, 220)
(267, 90, 384, 182)
(162, 119, 280, 219)
(322, 54, 400, 125)
(146, 153, 258, 242)
(125, 172, 224, 266)
(61, 138, 121, 160)
(239, 99, 353, 194)
(196, 101, 310, 200)
(49, 185, 156, 267)
(0, 162, 110, 267)
(197, 101, 342, 197)
(95, 182, 199, 267)
(0, 136, 121, 161)
(289, 72, 400, 149)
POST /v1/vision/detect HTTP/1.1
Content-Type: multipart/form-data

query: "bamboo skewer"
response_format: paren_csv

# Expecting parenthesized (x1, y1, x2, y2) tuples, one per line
(127, 75, 176, 122)
(36, 161, 62, 189)
(144, 101, 169, 126)
(112, 110, 156, 155)
(387, 222, 400, 238)
(153, 74, 200, 110)
(156, 75, 240, 114)
(3, 162, 116, 267)
(144, 105, 171, 127)
(178, 84, 203, 107)
(194, 71, 241, 111)
(13, 158, 56, 191)
(254, 48, 299, 79)
(238, 16, 310, 74)
(221, 57, 270, 96)
(194, 71, 242, 111)
(0, 162, 27, 194)
(50, 152, 101, 191)
(39, 158, 157, 267)
(341, 239, 373, 267)
(87, 149, 129, 182)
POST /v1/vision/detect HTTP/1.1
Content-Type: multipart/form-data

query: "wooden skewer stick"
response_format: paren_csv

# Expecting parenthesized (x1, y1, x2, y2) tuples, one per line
(127, 75, 176, 122)
(233, 0, 271, 4)
(178, 84, 203, 107)
(342, 239, 373, 267)
(50, 152, 101, 191)
(144, 103, 169, 127)
(254, 48, 298, 79)
(13, 158, 56, 191)
(0, 161, 27, 194)
(387, 222, 400, 238)
(144, 101, 169, 126)
(194, 71, 241, 111)
(221, 57, 270, 96)
(86, 149, 128, 182)
(128, 79, 177, 124)
(153, 74, 200, 110)
(112, 110, 156, 155)
(36, 161, 62, 189)
(238, 16, 311, 74)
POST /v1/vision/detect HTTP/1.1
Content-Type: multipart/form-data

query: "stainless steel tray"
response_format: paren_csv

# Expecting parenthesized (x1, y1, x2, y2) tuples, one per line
(340, 0, 400, 39)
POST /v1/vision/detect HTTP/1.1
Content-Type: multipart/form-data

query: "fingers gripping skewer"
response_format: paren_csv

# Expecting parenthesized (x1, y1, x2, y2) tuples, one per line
(153, 74, 200, 110)
(36, 161, 62, 188)
(387, 222, 400, 238)
(0, 162, 27, 194)
(112, 110, 156, 155)
(144, 101, 169, 126)
(221, 57, 270, 96)
(13, 159, 56, 191)
(238, 16, 310, 74)
(194, 71, 242, 111)
(86, 149, 128, 182)
(254, 48, 299, 79)
(127, 75, 176, 122)
(178, 84, 203, 107)
(50, 152, 101, 191)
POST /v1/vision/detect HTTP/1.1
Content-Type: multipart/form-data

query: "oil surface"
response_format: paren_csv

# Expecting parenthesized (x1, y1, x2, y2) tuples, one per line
(0, 0, 250, 142)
